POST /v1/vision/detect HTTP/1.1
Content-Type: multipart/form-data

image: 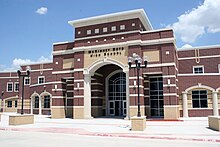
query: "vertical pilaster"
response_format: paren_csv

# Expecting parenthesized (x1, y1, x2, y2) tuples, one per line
(182, 92, 188, 117)
(39, 96, 42, 115)
(30, 98, 33, 114)
(84, 74, 92, 118)
(125, 69, 130, 119)
(212, 91, 219, 116)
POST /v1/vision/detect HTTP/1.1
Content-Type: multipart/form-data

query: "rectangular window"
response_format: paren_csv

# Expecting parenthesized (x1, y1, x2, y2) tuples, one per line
(111, 26, 116, 31)
(95, 28, 99, 34)
(44, 95, 50, 108)
(87, 30, 91, 35)
(7, 101, 12, 108)
(14, 82, 19, 92)
(24, 77, 30, 85)
(34, 96, 39, 108)
(192, 90, 208, 108)
(7, 82, 13, 92)
(193, 66, 204, 74)
(15, 100, 17, 108)
(120, 25, 125, 30)
(103, 27, 107, 32)
(38, 76, 45, 84)
(218, 64, 220, 73)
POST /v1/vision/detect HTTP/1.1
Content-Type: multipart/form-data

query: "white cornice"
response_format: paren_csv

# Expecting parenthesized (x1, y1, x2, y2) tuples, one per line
(178, 73, 220, 76)
(68, 9, 153, 30)
(178, 55, 220, 60)
(178, 44, 220, 51)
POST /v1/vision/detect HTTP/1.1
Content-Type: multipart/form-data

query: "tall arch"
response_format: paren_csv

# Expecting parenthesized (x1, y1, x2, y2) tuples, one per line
(30, 92, 40, 114)
(83, 57, 130, 119)
(40, 91, 52, 115)
(184, 84, 215, 93)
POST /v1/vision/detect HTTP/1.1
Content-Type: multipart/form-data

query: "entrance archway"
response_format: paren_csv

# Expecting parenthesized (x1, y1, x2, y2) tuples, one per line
(107, 72, 126, 116)
(83, 57, 129, 119)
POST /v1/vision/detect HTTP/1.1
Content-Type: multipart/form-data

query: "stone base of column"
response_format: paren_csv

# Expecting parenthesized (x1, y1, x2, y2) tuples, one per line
(9, 114, 34, 125)
(51, 107, 66, 119)
(131, 116, 146, 131)
(73, 106, 84, 119)
(208, 116, 220, 131)
(164, 105, 180, 120)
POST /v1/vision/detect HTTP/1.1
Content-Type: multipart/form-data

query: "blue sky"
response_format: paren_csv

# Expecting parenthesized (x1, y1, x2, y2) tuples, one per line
(0, 0, 220, 71)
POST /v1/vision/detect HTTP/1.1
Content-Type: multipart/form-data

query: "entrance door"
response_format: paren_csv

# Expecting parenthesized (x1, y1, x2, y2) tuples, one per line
(149, 77, 164, 117)
(108, 72, 126, 117)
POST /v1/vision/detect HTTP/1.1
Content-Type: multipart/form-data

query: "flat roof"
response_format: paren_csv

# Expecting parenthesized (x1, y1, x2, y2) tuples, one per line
(178, 44, 220, 51)
(68, 9, 153, 30)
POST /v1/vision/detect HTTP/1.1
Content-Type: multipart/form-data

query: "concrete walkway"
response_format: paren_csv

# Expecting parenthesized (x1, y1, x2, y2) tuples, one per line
(0, 113, 220, 146)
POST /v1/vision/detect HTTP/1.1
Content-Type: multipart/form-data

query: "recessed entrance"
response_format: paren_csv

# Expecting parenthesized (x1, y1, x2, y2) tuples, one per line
(108, 72, 126, 117)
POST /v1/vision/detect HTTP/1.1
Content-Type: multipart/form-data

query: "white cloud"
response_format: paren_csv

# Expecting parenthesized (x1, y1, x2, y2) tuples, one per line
(35, 7, 48, 15)
(1, 56, 52, 72)
(168, 0, 220, 43)
(181, 44, 193, 49)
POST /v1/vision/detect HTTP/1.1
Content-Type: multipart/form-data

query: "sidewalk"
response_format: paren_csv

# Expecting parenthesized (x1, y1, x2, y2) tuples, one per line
(0, 113, 220, 143)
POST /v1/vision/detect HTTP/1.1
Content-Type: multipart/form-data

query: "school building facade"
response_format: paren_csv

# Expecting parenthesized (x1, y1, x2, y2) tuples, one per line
(0, 9, 219, 119)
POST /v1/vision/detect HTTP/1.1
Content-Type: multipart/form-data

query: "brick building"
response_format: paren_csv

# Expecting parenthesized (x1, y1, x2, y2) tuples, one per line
(0, 9, 219, 119)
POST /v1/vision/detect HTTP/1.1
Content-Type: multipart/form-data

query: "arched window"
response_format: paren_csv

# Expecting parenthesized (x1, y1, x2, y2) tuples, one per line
(44, 95, 50, 108)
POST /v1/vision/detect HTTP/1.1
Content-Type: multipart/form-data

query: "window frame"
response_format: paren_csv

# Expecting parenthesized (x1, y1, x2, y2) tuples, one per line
(192, 90, 208, 108)
(44, 95, 50, 108)
(111, 26, 116, 31)
(7, 101, 12, 108)
(7, 82, 13, 92)
(24, 77, 31, 85)
(95, 28, 99, 34)
(218, 64, 220, 73)
(120, 25, 125, 30)
(14, 82, 19, 92)
(193, 66, 204, 74)
(87, 30, 91, 35)
(103, 27, 108, 33)
(38, 76, 45, 84)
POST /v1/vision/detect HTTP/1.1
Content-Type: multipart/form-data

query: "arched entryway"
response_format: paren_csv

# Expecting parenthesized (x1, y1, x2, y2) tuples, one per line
(107, 71, 126, 117)
(83, 57, 129, 119)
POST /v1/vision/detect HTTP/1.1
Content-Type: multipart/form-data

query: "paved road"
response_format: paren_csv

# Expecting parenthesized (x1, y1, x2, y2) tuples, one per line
(0, 131, 219, 147)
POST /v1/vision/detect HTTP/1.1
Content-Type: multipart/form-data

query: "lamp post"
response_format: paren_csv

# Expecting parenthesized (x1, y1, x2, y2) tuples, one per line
(128, 53, 148, 117)
(17, 66, 31, 115)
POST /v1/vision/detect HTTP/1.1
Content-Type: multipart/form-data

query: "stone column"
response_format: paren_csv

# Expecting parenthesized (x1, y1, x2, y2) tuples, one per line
(84, 74, 92, 119)
(30, 97, 33, 114)
(125, 69, 130, 119)
(182, 92, 188, 117)
(39, 96, 42, 115)
(212, 91, 219, 116)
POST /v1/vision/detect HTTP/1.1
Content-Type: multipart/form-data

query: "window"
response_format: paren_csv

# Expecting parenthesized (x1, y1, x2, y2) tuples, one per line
(44, 95, 50, 108)
(38, 76, 45, 84)
(15, 100, 17, 108)
(111, 26, 116, 31)
(103, 27, 107, 32)
(120, 25, 125, 30)
(14, 82, 19, 92)
(87, 30, 91, 35)
(218, 64, 220, 73)
(95, 28, 99, 34)
(192, 90, 208, 108)
(7, 82, 13, 92)
(34, 96, 39, 108)
(24, 77, 30, 85)
(193, 66, 204, 74)
(7, 101, 12, 108)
